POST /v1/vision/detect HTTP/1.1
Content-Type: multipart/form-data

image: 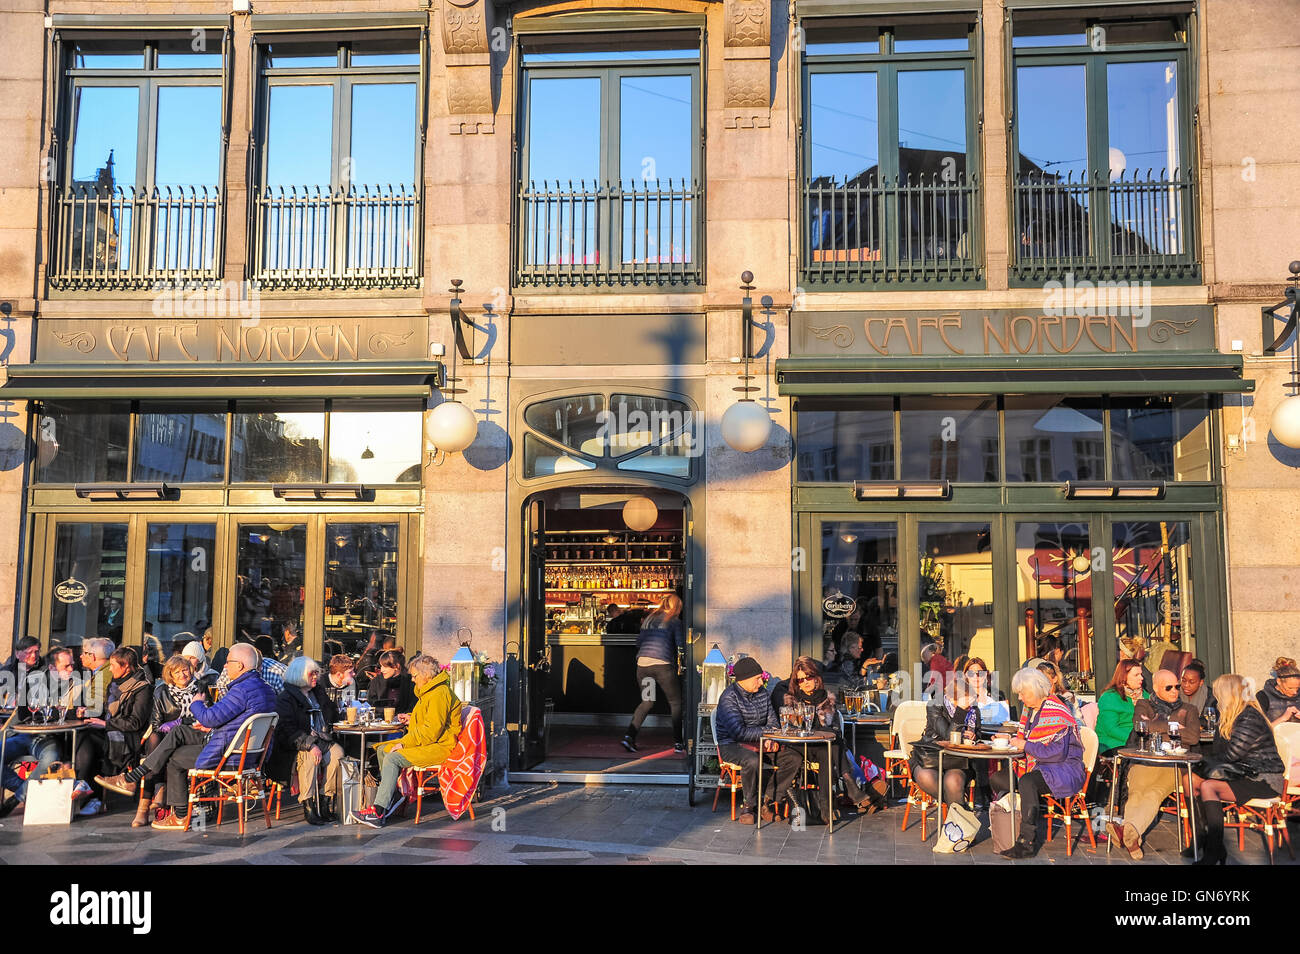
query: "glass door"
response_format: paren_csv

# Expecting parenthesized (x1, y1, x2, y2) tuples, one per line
(916, 520, 996, 693)
(46, 520, 130, 649)
(142, 522, 217, 651)
(233, 520, 309, 656)
(323, 520, 401, 660)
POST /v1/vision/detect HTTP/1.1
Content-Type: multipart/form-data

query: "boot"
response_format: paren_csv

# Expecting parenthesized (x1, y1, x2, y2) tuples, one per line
(150, 784, 166, 815)
(1193, 800, 1227, 865)
(620, 724, 638, 753)
(131, 795, 152, 828)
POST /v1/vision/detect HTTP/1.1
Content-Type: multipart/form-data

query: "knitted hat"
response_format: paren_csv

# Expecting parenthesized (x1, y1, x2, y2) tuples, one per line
(732, 657, 764, 681)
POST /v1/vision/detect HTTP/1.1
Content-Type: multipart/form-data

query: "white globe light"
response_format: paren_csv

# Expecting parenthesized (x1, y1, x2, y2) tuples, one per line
(721, 401, 771, 452)
(623, 497, 658, 532)
(428, 401, 478, 453)
(1270, 393, 1300, 449)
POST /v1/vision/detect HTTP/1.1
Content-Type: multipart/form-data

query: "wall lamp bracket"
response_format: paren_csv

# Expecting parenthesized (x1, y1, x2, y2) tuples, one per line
(1064, 480, 1165, 499)
(448, 278, 474, 361)
(272, 484, 367, 501)
(75, 482, 171, 501)
(852, 480, 951, 500)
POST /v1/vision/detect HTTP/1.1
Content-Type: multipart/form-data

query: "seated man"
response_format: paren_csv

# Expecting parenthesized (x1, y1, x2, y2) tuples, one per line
(78, 638, 116, 717)
(140, 643, 276, 831)
(351, 654, 460, 829)
(715, 656, 802, 825)
(1107, 669, 1200, 860)
(0, 646, 76, 818)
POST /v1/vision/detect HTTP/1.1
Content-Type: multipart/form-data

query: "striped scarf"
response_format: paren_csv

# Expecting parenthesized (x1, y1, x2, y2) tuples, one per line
(1019, 695, 1077, 775)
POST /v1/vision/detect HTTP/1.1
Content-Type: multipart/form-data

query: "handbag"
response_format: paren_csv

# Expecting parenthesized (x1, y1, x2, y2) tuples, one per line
(933, 803, 981, 854)
(990, 793, 1021, 854)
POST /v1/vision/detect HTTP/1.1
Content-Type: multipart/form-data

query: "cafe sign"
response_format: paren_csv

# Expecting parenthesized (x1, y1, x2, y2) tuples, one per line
(37, 318, 430, 364)
(54, 578, 87, 604)
(794, 305, 1214, 358)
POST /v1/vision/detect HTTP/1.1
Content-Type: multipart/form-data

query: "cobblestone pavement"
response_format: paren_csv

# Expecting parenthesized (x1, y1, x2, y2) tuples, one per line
(1, 784, 1293, 865)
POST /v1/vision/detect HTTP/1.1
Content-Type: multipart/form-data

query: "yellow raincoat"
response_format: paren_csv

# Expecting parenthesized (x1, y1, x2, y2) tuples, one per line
(374, 670, 461, 767)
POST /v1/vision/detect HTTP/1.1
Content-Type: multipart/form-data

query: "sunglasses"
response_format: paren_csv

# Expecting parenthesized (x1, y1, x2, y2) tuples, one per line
(1157, 684, 1178, 692)
(797, 674, 817, 682)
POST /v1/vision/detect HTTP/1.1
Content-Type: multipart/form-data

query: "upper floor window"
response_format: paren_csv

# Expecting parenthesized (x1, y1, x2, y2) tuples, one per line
(802, 20, 980, 288)
(515, 33, 702, 289)
(251, 37, 422, 289)
(1011, 12, 1197, 283)
(52, 36, 225, 289)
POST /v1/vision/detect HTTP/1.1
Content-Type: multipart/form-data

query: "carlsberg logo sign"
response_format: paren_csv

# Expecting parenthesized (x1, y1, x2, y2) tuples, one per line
(49, 885, 152, 934)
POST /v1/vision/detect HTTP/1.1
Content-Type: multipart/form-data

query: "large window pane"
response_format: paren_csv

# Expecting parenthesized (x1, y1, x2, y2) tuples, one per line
(49, 523, 129, 649)
(620, 74, 693, 265)
(230, 405, 325, 482)
(236, 524, 307, 643)
(1016, 521, 1095, 693)
(349, 83, 416, 188)
(1107, 60, 1180, 178)
(820, 522, 898, 678)
(72, 86, 140, 186)
(1004, 397, 1105, 482)
(897, 69, 966, 175)
(328, 407, 422, 483)
(808, 72, 878, 181)
(133, 404, 226, 483)
(155, 86, 222, 187)
(527, 77, 600, 182)
(1016, 64, 1087, 180)
(1111, 396, 1211, 481)
(265, 85, 334, 188)
(900, 397, 998, 482)
(35, 401, 129, 484)
(325, 523, 399, 658)
(918, 522, 996, 690)
(523, 434, 597, 478)
(144, 523, 216, 651)
(796, 400, 894, 482)
(1112, 520, 1195, 674)
(524, 394, 606, 455)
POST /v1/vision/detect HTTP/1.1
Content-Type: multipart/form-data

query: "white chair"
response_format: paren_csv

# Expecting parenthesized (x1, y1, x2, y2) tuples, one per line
(185, 711, 279, 835)
(884, 700, 926, 799)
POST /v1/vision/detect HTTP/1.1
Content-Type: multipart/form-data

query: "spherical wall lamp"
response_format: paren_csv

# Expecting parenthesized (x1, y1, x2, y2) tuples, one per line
(1264, 261, 1300, 450)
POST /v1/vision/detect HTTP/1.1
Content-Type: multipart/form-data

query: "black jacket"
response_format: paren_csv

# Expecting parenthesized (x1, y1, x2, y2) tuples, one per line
(101, 669, 154, 768)
(1257, 679, 1299, 724)
(1209, 705, 1285, 791)
(367, 671, 417, 715)
(910, 696, 982, 771)
(267, 684, 339, 784)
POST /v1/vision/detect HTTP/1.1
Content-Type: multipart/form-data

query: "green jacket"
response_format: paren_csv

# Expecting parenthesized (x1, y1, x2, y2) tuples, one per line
(1097, 688, 1146, 752)
(376, 671, 461, 768)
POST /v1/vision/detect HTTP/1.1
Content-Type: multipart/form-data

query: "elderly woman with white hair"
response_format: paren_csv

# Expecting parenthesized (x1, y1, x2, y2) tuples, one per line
(268, 657, 345, 825)
(989, 666, 1085, 858)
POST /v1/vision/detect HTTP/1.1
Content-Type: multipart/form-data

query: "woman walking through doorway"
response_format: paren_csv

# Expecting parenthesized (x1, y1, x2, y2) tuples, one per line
(622, 594, 685, 755)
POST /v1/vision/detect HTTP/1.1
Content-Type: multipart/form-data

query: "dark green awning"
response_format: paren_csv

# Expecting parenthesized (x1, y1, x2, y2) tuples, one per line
(0, 361, 444, 401)
(776, 353, 1253, 396)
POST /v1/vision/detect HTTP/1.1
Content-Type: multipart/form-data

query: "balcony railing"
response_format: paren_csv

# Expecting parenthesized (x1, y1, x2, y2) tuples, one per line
(50, 185, 223, 290)
(516, 178, 703, 288)
(251, 185, 421, 290)
(1013, 169, 1198, 283)
(802, 173, 981, 287)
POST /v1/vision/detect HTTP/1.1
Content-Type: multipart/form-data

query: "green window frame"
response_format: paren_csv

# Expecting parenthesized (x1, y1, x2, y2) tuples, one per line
(801, 21, 983, 289)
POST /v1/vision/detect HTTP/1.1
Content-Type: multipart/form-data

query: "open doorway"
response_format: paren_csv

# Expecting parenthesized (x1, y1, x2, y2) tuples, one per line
(515, 487, 693, 781)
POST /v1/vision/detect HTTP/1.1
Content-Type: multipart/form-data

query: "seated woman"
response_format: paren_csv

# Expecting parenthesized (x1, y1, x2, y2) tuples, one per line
(269, 657, 346, 825)
(1256, 657, 1300, 726)
(781, 657, 885, 819)
(351, 655, 462, 829)
(320, 655, 357, 711)
(77, 647, 154, 817)
(1188, 673, 1286, 865)
(910, 657, 984, 811)
(1037, 661, 1081, 721)
(1096, 659, 1147, 755)
(180, 640, 220, 692)
(991, 667, 1085, 858)
(366, 650, 417, 717)
(130, 654, 203, 827)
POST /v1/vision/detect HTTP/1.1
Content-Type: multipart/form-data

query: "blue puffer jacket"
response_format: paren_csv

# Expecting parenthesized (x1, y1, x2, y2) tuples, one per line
(188, 670, 278, 769)
(636, 617, 684, 665)
(715, 682, 777, 745)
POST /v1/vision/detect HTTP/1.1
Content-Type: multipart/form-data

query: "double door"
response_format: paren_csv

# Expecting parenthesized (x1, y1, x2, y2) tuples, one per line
(27, 511, 419, 659)
(801, 509, 1224, 696)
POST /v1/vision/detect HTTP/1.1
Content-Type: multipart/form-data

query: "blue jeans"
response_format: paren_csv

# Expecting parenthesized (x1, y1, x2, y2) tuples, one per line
(2, 733, 64, 801)
(374, 746, 413, 811)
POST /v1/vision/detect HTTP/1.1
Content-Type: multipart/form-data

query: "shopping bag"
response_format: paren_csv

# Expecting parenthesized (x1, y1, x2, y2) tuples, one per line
(933, 803, 981, 854)
(24, 777, 75, 826)
(990, 793, 1021, 854)
(339, 758, 366, 824)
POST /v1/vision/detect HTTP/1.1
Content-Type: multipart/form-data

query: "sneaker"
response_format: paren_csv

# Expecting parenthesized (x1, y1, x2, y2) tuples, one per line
(77, 798, 105, 818)
(351, 806, 386, 829)
(0, 794, 22, 818)
(151, 810, 189, 831)
(95, 773, 138, 798)
(71, 779, 93, 802)
(621, 735, 638, 753)
(673, 743, 686, 754)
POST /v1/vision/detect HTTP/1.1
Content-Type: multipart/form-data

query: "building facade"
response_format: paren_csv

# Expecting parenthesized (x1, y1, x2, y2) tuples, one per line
(0, 0, 1296, 774)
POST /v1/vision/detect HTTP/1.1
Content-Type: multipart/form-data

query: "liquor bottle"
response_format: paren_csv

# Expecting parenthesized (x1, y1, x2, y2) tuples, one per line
(963, 704, 977, 743)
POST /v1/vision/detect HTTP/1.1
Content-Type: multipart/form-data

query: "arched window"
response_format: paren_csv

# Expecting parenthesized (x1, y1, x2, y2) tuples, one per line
(521, 392, 696, 481)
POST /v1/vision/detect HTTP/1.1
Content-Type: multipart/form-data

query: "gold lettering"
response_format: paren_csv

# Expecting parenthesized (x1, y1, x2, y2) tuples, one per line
(983, 315, 1009, 354)
(916, 315, 941, 353)
(175, 322, 200, 361)
(241, 325, 267, 361)
(288, 326, 310, 361)
(1114, 315, 1136, 353)
(1010, 315, 1037, 354)
(337, 323, 359, 361)
(864, 318, 888, 355)
(883, 317, 917, 355)
(1084, 315, 1115, 353)
(312, 325, 339, 361)
(938, 313, 964, 355)
(216, 323, 239, 362)
(1059, 314, 1085, 354)
(270, 325, 293, 362)
(1038, 314, 1066, 353)
(106, 325, 131, 361)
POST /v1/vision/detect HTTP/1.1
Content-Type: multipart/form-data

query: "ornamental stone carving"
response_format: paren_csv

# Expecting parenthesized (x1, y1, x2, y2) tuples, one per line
(442, 0, 488, 54)
(724, 0, 769, 47)
(722, 0, 771, 129)
(440, 0, 495, 134)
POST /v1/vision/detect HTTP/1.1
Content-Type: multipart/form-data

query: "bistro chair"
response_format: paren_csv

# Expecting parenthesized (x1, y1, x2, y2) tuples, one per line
(885, 700, 926, 801)
(709, 707, 744, 820)
(410, 705, 486, 824)
(1278, 722, 1300, 819)
(183, 711, 279, 836)
(1043, 726, 1100, 857)
(1223, 724, 1299, 864)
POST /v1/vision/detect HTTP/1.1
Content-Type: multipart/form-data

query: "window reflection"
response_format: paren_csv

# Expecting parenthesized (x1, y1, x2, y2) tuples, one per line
(1016, 521, 1094, 692)
(50, 523, 129, 648)
(1004, 397, 1104, 482)
(144, 523, 215, 650)
(230, 405, 325, 483)
(325, 523, 399, 657)
(134, 405, 226, 483)
(900, 397, 997, 482)
(523, 434, 598, 478)
(524, 395, 606, 455)
(36, 401, 129, 484)
(918, 522, 995, 687)
(796, 399, 894, 482)
(1112, 520, 1195, 673)
(236, 524, 306, 643)
(820, 522, 898, 678)
(328, 407, 422, 483)
(1111, 396, 1210, 481)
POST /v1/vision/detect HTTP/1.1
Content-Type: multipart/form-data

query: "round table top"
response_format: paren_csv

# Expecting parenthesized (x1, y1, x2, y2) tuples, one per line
(937, 740, 1024, 758)
(842, 712, 891, 725)
(333, 722, 403, 733)
(1115, 746, 1199, 763)
(11, 720, 85, 733)
(763, 729, 836, 743)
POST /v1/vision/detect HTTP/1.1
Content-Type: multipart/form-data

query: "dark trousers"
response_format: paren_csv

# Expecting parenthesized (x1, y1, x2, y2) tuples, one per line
(811, 740, 868, 806)
(629, 664, 684, 745)
(719, 742, 803, 810)
(991, 767, 1047, 845)
(165, 745, 205, 811)
(74, 731, 121, 799)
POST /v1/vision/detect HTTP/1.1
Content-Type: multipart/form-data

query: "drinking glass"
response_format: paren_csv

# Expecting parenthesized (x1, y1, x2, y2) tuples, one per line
(41, 706, 53, 724)
(27, 705, 41, 725)
(57, 706, 68, 725)
(1168, 721, 1181, 747)
(779, 707, 791, 733)
(801, 705, 813, 737)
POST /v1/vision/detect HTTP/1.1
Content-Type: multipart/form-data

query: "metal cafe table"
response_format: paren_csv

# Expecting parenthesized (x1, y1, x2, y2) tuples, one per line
(840, 711, 891, 758)
(756, 729, 836, 834)
(1106, 747, 1201, 859)
(333, 720, 403, 808)
(936, 739, 1023, 828)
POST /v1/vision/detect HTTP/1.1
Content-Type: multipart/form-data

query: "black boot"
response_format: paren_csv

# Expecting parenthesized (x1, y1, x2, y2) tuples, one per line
(621, 724, 638, 753)
(0, 794, 20, 818)
(1193, 801, 1227, 865)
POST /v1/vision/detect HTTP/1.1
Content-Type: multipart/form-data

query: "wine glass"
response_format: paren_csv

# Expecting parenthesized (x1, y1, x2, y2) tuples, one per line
(27, 704, 41, 725)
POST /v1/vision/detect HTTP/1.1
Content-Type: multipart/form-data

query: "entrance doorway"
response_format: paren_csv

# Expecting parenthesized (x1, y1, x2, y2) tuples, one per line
(514, 487, 694, 781)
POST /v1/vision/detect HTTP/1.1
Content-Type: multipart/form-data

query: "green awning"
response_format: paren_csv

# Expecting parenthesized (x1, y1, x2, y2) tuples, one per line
(776, 352, 1253, 396)
(0, 361, 444, 401)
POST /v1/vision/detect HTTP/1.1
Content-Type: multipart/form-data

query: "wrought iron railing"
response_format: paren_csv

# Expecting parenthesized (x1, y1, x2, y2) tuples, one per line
(1013, 169, 1197, 283)
(251, 185, 421, 289)
(50, 185, 223, 289)
(516, 178, 702, 288)
(802, 173, 981, 286)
